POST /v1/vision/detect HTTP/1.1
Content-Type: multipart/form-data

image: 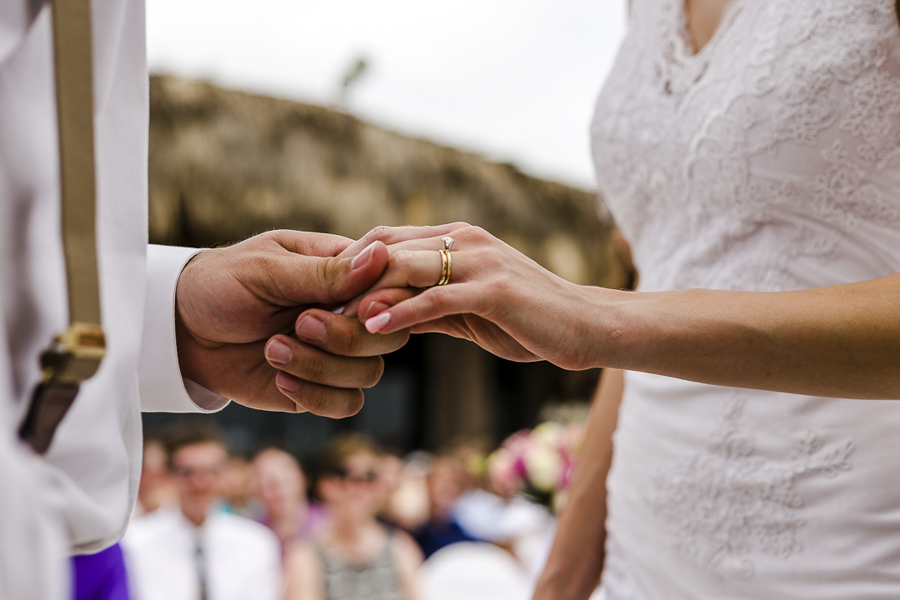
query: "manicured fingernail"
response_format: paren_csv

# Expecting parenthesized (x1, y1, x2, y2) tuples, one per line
(331, 304, 346, 315)
(351, 242, 377, 270)
(276, 371, 300, 393)
(265, 339, 291, 365)
(365, 312, 391, 333)
(363, 301, 390, 322)
(296, 315, 326, 343)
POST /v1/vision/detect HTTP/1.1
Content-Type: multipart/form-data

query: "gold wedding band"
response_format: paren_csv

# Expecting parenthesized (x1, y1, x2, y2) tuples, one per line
(437, 237, 454, 286)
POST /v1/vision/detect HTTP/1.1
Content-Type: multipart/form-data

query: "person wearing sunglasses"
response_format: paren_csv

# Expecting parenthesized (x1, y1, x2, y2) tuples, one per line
(284, 434, 423, 600)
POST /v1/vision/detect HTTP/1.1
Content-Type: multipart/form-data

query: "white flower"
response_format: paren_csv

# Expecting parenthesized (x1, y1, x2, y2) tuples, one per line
(524, 445, 563, 492)
(532, 421, 565, 448)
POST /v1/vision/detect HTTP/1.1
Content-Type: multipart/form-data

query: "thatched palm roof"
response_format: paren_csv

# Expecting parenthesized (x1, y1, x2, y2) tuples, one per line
(149, 75, 633, 288)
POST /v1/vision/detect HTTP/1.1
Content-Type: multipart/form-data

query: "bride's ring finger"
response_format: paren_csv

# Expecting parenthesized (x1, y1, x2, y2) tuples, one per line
(375, 248, 460, 290)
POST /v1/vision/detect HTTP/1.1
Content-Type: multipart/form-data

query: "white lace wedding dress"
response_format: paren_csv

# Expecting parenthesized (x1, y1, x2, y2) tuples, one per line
(591, 1, 900, 598)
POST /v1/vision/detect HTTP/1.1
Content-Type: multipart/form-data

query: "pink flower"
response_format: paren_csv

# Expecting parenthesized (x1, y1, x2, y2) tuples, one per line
(487, 448, 522, 499)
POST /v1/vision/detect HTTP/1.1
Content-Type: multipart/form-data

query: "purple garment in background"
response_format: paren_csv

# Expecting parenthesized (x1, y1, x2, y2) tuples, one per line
(71, 543, 132, 600)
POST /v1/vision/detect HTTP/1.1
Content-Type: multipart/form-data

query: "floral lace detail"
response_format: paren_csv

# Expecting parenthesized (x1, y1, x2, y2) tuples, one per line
(647, 396, 853, 579)
(807, 139, 900, 227)
(592, 0, 900, 293)
(839, 71, 900, 168)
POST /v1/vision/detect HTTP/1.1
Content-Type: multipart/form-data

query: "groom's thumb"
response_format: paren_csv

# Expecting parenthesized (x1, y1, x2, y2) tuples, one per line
(278, 240, 389, 306)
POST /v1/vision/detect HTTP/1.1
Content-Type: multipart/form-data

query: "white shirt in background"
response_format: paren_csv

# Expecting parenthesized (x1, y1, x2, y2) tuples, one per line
(453, 489, 556, 581)
(123, 508, 282, 600)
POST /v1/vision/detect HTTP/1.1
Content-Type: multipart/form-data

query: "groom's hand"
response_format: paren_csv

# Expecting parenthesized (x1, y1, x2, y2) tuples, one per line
(174, 230, 409, 417)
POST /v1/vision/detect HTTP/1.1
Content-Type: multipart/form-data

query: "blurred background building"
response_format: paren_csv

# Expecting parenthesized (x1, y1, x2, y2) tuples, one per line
(143, 75, 634, 459)
(137, 5, 631, 596)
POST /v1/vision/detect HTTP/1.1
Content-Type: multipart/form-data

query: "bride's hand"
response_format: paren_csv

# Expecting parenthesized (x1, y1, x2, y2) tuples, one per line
(339, 223, 617, 370)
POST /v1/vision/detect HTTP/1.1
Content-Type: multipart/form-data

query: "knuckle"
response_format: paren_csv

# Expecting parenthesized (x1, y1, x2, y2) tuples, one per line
(316, 257, 330, 286)
(243, 251, 280, 291)
(307, 386, 364, 418)
(393, 248, 414, 261)
(301, 387, 331, 415)
(320, 317, 363, 356)
(466, 225, 487, 240)
(390, 250, 420, 286)
(492, 273, 515, 296)
(316, 257, 343, 294)
(257, 229, 284, 249)
(390, 249, 412, 269)
(345, 326, 365, 356)
(302, 349, 329, 382)
(244, 250, 268, 272)
(366, 226, 392, 243)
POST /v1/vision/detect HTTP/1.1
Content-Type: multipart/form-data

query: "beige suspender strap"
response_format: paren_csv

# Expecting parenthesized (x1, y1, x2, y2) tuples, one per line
(53, 0, 103, 334)
(18, 0, 106, 454)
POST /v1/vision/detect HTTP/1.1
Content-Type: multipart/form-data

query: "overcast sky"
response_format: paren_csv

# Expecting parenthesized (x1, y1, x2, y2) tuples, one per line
(146, 0, 627, 189)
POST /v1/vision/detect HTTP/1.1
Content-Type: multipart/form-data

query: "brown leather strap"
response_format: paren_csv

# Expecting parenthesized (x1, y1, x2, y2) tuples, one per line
(19, 0, 105, 454)
(19, 382, 80, 455)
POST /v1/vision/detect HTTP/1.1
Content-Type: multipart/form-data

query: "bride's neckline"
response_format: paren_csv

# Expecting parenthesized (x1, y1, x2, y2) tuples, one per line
(676, 0, 743, 59)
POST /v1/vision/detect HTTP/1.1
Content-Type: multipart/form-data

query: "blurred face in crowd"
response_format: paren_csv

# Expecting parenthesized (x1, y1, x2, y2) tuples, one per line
(383, 458, 431, 531)
(220, 457, 254, 510)
(253, 449, 307, 519)
(171, 441, 228, 526)
(319, 451, 382, 522)
(427, 458, 465, 522)
(138, 439, 174, 513)
(373, 453, 403, 512)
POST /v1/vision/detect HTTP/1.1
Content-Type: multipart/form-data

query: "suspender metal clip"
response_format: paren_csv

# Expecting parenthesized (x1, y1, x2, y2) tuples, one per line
(20, 323, 105, 454)
(39, 322, 106, 385)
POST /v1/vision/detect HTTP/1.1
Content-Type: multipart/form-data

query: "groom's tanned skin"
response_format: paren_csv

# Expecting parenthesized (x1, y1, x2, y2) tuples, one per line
(176, 231, 408, 418)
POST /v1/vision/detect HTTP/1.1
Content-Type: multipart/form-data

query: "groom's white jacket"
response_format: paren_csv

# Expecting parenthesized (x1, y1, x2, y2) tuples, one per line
(0, 1, 228, 597)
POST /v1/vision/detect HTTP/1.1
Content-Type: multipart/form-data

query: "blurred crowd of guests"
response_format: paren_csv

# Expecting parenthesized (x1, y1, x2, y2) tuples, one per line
(122, 421, 555, 600)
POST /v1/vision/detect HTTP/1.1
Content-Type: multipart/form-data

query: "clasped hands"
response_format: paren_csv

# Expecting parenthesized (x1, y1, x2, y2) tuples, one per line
(175, 223, 603, 419)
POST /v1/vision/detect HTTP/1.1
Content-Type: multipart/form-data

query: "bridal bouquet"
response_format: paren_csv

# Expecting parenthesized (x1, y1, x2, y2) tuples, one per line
(487, 421, 585, 512)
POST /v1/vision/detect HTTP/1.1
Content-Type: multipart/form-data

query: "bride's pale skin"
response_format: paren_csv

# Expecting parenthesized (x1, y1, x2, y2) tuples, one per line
(337, 222, 900, 401)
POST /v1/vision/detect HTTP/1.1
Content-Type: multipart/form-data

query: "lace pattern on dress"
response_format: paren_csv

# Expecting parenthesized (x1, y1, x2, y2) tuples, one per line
(594, 2, 900, 596)
(646, 395, 853, 579)
(591, 0, 900, 293)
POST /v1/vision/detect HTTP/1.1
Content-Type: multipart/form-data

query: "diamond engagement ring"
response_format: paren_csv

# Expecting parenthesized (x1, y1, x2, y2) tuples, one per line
(437, 237, 454, 285)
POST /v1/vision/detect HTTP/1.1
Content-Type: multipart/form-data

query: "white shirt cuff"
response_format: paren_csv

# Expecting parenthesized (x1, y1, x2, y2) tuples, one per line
(139, 245, 230, 413)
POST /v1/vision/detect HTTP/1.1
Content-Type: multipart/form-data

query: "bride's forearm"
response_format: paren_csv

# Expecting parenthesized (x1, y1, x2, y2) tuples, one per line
(587, 273, 900, 399)
(532, 369, 622, 600)
(348, 223, 900, 399)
